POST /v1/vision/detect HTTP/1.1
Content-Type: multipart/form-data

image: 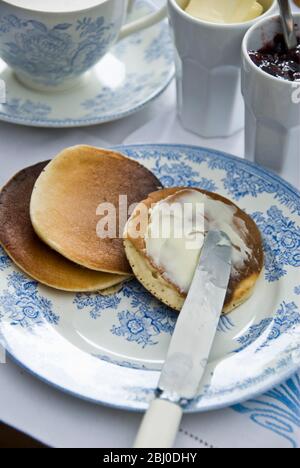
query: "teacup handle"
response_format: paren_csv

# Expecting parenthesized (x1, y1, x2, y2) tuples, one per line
(119, 3, 167, 40)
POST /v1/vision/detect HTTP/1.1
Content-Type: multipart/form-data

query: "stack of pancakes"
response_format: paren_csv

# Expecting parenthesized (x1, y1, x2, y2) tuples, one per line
(0, 146, 162, 293)
(0, 145, 264, 314)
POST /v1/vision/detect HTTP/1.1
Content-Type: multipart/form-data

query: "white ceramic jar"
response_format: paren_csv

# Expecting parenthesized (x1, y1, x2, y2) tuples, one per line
(242, 14, 300, 188)
(168, 0, 277, 138)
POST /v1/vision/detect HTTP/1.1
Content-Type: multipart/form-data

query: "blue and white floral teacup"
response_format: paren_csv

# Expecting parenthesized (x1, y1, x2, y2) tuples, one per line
(0, 0, 167, 91)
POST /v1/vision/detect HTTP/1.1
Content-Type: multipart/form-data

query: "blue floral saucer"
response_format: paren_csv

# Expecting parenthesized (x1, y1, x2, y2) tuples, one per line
(0, 144, 299, 412)
(0, 1, 174, 128)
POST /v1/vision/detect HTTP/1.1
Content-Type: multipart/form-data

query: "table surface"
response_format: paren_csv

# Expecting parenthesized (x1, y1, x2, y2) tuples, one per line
(0, 1, 299, 449)
(0, 423, 46, 448)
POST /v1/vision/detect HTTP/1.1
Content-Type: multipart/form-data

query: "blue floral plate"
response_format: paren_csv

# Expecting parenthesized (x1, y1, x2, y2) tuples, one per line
(0, 144, 299, 412)
(0, 1, 174, 128)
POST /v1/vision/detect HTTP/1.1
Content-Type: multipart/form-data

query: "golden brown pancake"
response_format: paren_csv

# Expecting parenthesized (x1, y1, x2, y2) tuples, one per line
(30, 146, 162, 275)
(0, 162, 131, 292)
(124, 187, 264, 314)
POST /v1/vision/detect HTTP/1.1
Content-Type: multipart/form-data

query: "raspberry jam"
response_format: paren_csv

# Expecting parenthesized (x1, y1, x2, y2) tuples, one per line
(249, 33, 300, 81)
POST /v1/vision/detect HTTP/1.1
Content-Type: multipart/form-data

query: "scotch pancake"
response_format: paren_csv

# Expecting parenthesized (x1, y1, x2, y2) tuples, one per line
(0, 162, 131, 292)
(30, 146, 162, 275)
(124, 188, 264, 314)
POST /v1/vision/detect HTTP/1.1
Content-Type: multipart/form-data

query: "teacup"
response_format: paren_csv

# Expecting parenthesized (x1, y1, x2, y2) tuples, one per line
(168, 0, 277, 138)
(242, 14, 300, 187)
(0, 0, 167, 91)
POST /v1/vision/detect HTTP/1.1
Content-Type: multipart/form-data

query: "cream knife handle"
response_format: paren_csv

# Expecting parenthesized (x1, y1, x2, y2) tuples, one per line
(133, 399, 183, 449)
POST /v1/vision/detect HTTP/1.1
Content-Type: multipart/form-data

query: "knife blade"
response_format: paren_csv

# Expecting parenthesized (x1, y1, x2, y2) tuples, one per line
(134, 230, 232, 448)
(158, 229, 232, 402)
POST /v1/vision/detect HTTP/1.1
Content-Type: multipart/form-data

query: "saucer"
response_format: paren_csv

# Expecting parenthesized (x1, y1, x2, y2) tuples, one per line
(0, 1, 174, 128)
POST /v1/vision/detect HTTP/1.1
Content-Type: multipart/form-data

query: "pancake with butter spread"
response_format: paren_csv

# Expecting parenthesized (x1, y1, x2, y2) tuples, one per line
(30, 146, 162, 275)
(124, 187, 264, 314)
(0, 162, 131, 292)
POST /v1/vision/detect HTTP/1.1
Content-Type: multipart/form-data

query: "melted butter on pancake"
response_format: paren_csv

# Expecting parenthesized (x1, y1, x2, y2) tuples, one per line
(145, 189, 252, 294)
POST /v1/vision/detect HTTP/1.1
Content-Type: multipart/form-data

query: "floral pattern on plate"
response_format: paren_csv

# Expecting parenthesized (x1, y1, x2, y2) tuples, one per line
(0, 272, 59, 329)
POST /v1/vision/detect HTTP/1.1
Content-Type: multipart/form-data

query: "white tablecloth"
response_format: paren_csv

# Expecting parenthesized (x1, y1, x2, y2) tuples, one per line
(0, 1, 299, 448)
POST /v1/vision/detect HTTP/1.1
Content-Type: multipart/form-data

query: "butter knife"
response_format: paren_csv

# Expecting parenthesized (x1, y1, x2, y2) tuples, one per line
(134, 230, 232, 448)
